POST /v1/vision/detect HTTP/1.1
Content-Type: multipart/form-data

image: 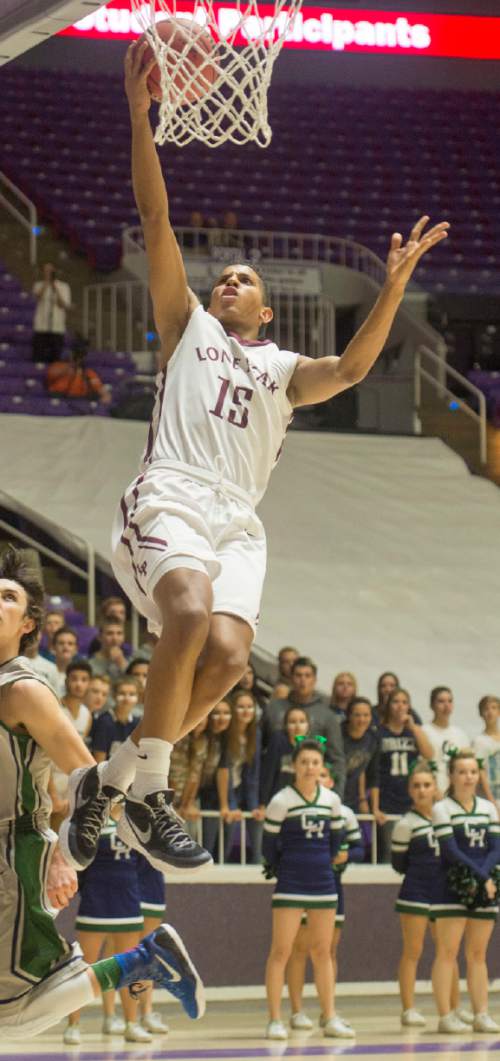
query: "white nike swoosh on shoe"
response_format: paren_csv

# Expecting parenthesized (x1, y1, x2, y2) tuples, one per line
(156, 955, 182, 983)
(129, 820, 153, 844)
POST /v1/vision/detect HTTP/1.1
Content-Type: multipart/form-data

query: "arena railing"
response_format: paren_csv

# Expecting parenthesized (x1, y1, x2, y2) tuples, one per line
(190, 811, 399, 866)
(121, 223, 444, 357)
(0, 170, 38, 267)
(0, 511, 96, 624)
(415, 344, 487, 465)
(123, 224, 388, 285)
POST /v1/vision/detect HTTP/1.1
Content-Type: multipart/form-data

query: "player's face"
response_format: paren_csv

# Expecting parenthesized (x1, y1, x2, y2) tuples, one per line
(66, 669, 90, 700)
(210, 700, 232, 732)
(54, 633, 77, 664)
(291, 666, 316, 698)
(409, 771, 435, 811)
(86, 679, 109, 712)
(388, 691, 411, 726)
(294, 749, 323, 784)
(450, 757, 479, 797)
(286, 710, 309, 741)
(0, 579, 35, 652)
(432, 690, 453, 722)
(348, 704, 372, 735)
(208, 265, 272, 336)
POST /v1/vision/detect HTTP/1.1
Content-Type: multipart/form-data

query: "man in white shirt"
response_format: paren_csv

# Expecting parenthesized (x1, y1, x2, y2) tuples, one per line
(52, 626, 79, 699)
(421, 685, 469, 797)
(32, 263, 71, 362)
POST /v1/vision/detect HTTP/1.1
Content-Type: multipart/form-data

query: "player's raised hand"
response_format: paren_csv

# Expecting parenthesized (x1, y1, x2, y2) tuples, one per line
(124, 40, 156, 115)
(386, 216, 450, 292)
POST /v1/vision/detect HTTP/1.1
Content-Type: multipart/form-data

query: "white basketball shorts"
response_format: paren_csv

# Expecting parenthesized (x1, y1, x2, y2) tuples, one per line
(111, 461, 267, 638)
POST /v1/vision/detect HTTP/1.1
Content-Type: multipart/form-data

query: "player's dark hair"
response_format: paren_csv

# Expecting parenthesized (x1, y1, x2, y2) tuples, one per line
(292, 738, 326, 762)
(345, 696, 373, 723)
(66, 659, 92, 679)
(430, 685, 452, 710)
(53, 624, 78, 646)
(291, 656, 317, 676)
(0, 545, 44, 654)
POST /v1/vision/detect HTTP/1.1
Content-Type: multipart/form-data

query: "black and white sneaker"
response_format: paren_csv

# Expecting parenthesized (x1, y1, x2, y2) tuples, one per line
(58, 763, 121, 871)
(116, 789, 213, 873)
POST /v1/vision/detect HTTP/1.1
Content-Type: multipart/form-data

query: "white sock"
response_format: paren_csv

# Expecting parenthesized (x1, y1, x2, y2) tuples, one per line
(100, 736, 138, 794)
(130, 738, 173, 800)
(4, 970, 95, 1039)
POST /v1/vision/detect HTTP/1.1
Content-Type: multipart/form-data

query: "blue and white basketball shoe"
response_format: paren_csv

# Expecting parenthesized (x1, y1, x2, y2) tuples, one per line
(116, 923, 205, 1020)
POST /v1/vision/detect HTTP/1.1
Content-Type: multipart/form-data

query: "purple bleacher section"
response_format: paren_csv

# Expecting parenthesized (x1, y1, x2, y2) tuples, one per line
(0, 67, 499, 293)
(0, 264, 135, 415)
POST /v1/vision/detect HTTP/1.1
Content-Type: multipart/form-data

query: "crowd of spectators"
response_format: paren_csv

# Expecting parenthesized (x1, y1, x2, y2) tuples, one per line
(31, 601, 500, 864)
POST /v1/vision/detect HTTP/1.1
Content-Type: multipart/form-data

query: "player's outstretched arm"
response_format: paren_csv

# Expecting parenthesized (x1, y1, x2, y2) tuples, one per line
(125, 41, 196, 364)
(287, 216, 449, 408)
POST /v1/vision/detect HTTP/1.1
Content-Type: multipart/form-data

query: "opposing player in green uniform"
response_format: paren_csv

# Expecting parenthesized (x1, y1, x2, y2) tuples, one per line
(0, 546, 204, 1039)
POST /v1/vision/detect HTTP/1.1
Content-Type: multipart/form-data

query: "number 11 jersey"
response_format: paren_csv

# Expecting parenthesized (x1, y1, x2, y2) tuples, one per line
(142, 306, 300, 506)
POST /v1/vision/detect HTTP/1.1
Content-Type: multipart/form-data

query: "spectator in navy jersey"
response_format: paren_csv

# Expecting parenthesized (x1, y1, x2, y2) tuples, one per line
(372, 672, 422, 727)
(259, 705, 310, 808)
(217, 690, 264, 863)
(91, 676, 139, 762)
(341, 698, 378, 814)
(329, 672, 357, 719)
(371, 689, 433, 862)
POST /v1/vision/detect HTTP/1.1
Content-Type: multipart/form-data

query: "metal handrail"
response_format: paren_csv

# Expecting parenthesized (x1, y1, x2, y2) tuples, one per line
(122, 223, 444, 355)
(0, 171, 38, 266)
(0, 512, 95, 625)
(123, 223, 388, 286)
(190, 810, 400, 866)
(415, 344, 487, 465)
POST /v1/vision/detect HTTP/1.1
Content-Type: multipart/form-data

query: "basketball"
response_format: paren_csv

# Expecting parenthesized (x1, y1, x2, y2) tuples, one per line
(141, 18, 217, 105)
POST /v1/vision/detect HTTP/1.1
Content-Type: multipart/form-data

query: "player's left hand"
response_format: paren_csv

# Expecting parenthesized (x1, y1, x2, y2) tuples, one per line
(46, 844, 78, 910)
(386, 216, 449, 292)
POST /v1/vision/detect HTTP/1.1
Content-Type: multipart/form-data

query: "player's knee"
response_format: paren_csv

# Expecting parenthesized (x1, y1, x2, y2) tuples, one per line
(206, 636, 248, 684)
(404, 943, 423, 962)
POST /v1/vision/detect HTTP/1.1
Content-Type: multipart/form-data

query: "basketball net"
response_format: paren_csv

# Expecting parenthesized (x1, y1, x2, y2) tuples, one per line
(132, 0, 303, 148)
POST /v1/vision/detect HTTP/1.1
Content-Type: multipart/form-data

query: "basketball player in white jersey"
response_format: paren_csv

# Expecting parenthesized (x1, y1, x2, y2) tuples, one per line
(60, 40, 449, 875)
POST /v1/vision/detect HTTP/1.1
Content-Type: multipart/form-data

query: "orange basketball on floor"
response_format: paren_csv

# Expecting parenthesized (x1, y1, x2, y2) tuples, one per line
(141, 18, 217, 105)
